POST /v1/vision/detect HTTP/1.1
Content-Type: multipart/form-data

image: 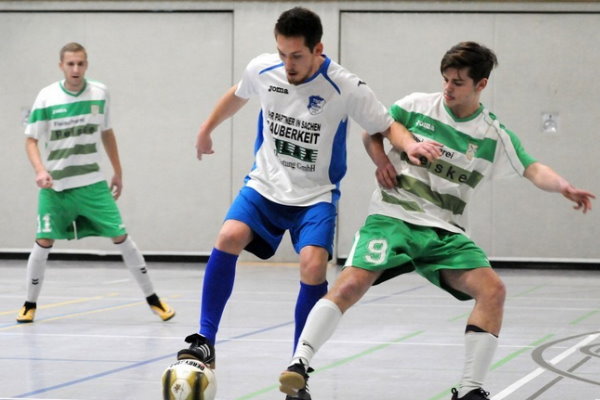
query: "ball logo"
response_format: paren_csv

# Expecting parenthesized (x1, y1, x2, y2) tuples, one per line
(162, 359, 217, 400)
(170, 381, 191, 399)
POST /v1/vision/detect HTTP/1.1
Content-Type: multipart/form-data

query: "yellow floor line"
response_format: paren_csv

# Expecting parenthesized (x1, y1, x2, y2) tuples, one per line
(0, 293, 119, 316)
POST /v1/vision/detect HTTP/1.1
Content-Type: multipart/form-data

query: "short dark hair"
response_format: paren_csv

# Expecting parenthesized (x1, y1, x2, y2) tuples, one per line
(274, 7, 323, 51)
(440, 41, 498, 83)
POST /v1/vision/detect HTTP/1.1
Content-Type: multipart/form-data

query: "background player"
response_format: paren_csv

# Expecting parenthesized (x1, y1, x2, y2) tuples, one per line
(17, 42, 175, 324)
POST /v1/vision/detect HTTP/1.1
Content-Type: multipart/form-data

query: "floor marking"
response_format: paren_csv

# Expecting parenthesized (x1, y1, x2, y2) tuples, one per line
(234, 330, 425, 400)
(531, 331, 600, 386)
(512, 284, 546, 298)
(525, 356, 591, 399)
(9, 319, 294, 398)
(0, 294, 118, 316)
(0, 301, 143, 331)
(570, 309, 600, 325)
(0, 294, 181, 331)
(12, 353, 174, 398)
(426, 335, 554, 400)
(492, 332, 600, 400)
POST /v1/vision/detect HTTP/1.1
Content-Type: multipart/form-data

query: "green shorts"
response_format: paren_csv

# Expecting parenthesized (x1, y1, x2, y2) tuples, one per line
(36, 180, 127, 240)
(344, 214, 490, 300)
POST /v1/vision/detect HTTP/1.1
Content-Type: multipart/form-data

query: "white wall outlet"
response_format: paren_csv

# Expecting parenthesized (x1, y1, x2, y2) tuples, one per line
(541, 112, 559, 134)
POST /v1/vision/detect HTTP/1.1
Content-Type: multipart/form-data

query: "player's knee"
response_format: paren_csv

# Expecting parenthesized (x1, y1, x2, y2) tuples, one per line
(299, 260, 327, 284)
(36, 238, 54, 248)
(327, 277, 367, 311)
(482, 277, 506, 306)
(215, 228, 250, 252)
(112, 234, 128, 244)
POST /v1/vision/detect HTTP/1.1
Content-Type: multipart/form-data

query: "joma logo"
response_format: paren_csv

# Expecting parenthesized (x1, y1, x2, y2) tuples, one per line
(268, 85, 289, 94)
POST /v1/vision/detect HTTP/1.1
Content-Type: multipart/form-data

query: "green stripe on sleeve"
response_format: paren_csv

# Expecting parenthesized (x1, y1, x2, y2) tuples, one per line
(502, 126, 537, 168)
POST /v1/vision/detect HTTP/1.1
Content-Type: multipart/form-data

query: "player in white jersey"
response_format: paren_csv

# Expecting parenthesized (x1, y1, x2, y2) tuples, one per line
(279, 42, 595, 400)
(17, 42, 175, 324)
(174, 8, 440, 400)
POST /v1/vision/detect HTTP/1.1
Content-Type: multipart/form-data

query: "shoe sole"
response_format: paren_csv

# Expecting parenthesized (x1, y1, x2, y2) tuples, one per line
(177, 353, 216, 369)
(16, 319, 34, 323)
(279, 371, 305, 396)
(160, 311, 176, 321)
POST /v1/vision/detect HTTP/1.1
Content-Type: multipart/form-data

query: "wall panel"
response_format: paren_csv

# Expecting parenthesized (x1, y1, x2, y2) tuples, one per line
(0, 11, 233, 255)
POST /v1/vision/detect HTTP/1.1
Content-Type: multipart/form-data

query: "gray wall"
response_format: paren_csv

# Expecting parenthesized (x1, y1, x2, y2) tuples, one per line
(1, 1, 598, 262)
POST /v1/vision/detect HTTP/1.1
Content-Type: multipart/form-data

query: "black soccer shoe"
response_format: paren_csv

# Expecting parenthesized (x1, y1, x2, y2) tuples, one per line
(451, 387, 490, 400)
(285, 387, 312, 400)
(279, 360, 313, 399)
(177, 333, 216, 367)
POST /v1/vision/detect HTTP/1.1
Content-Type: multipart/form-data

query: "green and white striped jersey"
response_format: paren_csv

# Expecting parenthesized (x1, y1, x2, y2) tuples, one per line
(369, 92, 537, 235)
(25, 79, 110, 191)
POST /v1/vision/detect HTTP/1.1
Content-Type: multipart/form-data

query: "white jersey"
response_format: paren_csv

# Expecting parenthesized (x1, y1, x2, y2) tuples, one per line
(235, 53, 393, 206)
(369, 92, 537, 235)
(25, 80, 110, 191)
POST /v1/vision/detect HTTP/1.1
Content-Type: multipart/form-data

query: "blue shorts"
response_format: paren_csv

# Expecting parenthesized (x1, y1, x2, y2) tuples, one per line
(225, 186, 336, 260)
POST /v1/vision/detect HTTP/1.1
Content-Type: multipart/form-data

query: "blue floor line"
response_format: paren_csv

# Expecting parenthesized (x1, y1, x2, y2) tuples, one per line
(12, 285, 425, 397)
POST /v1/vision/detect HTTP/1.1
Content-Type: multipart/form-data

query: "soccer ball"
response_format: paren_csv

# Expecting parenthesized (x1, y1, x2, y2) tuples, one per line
(162, 359, 217, 400)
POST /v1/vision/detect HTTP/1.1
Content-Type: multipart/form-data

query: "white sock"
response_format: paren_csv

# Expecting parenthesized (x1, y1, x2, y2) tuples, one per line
(290, 298, 342, 367)
(115, 236, 154, 297)
(25, 242, 52, 303)
(458, 332, 498, 396)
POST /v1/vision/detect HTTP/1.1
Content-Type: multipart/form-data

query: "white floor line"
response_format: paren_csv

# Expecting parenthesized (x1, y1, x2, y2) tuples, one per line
(492, 333, 600, 400)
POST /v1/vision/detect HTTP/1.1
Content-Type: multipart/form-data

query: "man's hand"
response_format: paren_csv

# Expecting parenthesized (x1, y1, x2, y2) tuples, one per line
(196, 130, 214, 160)
(375, 157, 398, 189)
(404, 141, 443, 165)
(110, 174, 123, 200)
(561, 185, 595, 213)
(35, 170, 53, 189)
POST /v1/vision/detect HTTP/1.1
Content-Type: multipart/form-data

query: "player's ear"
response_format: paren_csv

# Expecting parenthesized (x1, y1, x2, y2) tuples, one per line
(475, 77, 488, 92)
(313, 42, 324, 56)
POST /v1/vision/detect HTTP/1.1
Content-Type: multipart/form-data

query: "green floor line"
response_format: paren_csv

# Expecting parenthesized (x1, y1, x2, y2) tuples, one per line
(447, 284, 546, 323)
(570, 309, 600, 325)
(491, 334, 554, 370)
(235, 330, 425, 400)
(426, 333, 555, 400)
(512, 284, 545, 298)
(448, 311, 470, 322)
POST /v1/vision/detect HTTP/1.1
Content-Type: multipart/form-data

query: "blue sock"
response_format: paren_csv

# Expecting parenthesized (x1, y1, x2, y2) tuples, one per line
(294, 281, 328, 351)
(199, 248, 238, 344)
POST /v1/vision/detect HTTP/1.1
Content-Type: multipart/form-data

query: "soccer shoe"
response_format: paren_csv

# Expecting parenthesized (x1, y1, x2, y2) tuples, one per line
(279, 360, 312, 398)
(146, 295, 175, 321)
(451, 387, 490, 400)
(16, 301, 37, 323)
(177, 333, 216, 368)
(285, 387, 312, 400)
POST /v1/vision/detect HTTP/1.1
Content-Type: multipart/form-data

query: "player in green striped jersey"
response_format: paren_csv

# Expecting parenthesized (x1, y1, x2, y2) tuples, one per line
(280, 42, 595, 400)
(17, 42, 175, 324)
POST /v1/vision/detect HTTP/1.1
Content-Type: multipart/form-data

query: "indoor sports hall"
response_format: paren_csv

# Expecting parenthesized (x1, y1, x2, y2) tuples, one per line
(1, 1, 599, 399)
